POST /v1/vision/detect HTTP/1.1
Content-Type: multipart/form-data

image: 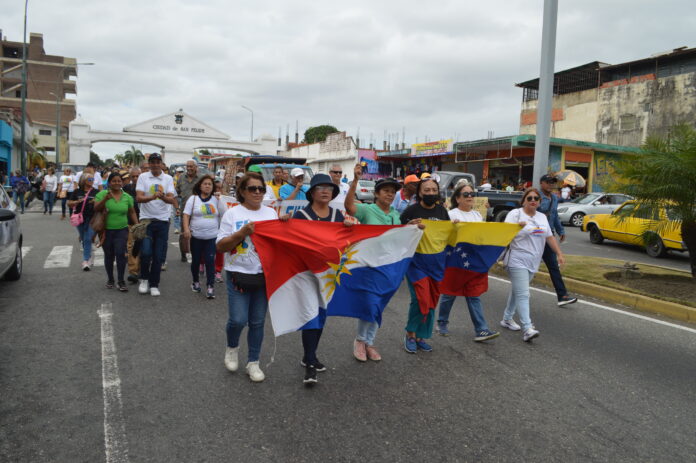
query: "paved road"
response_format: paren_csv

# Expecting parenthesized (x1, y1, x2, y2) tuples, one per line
(2, 213, 695, 462)
(560, 226, 691, 273)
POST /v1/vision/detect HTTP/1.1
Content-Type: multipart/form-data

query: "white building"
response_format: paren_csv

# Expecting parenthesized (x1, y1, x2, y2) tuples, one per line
(286, 131, 358, 177)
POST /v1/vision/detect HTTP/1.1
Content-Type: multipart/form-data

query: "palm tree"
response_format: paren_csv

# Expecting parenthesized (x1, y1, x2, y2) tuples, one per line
(123, 145, 144, 167)
(113, 154, 126, 166)
(610, 124, 696, 278)
(28, 135, 47, 169)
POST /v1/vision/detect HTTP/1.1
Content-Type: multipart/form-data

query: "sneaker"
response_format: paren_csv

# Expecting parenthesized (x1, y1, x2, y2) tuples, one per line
(117, 281, 128, 292)
(246, 361, 265, 382)
(558, 295, 578, 306)
(436, 320, 449, 336)
(180, 254, 188, 263)
(191, 282, 201, 293)
(353, 339, 367, 362)
(416, 339, 433, 352)
(303, 365, 318, 386)
(161, 262, 167, 271)
(105, 280, 115, 289)
(224, 347, 239, 372)
(215, 272, 223, 283)
(474, 329, 500, 342)
(500, 319, 521, 331)
(366, 345, 382, 361)
(138, 279, 149, 294)
(206, 286, 215, 299)
(403, 336, 417, 354)
(150, 287, 161, 297)
(300, 358, 327, 372)
(81, 260, 90, 271)
(127, 274, 139, 283)
(523, 327, 540, 342)
(88, 256, 94, 267)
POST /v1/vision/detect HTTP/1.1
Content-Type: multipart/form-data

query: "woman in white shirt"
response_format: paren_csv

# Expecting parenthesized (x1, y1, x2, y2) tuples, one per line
(436, 183, 500, 342)
(501, 188, 566, 342)
(216, 172, 278, 383)
(42, 167, 58, 215)
(57, 167, 76, 219)
(183, 175, 221, 299)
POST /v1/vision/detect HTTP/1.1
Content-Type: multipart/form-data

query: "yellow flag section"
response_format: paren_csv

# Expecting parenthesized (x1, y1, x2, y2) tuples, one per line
(415, 220, 453, 255)
(449, 222, 522, 247)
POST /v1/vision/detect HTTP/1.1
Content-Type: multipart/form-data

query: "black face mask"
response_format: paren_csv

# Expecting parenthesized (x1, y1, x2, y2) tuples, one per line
(421, 194, 439, 206)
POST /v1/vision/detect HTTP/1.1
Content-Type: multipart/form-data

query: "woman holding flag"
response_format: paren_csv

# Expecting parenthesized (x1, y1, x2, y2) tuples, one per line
(436, 182, 499, 341)
(500, 187, 566, 342)
(399, 178, 450, 354)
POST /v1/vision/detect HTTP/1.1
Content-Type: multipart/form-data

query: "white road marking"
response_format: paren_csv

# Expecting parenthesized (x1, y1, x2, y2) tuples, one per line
(21, 246, 32, 258)
(43, 245, 73, 269)
(92, 248, 104, 267)
(98, 303, 130, 463)
(489, 275, 696, 334)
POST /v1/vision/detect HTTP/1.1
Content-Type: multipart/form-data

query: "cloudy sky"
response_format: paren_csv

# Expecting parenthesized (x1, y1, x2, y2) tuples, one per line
(3, 0, 694, 158)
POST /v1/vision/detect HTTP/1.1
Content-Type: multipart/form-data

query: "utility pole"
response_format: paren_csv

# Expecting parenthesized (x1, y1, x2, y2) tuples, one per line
(532, 0, 558, 188)
(19, 0, 29, 174)
(241, 105, 253, 141)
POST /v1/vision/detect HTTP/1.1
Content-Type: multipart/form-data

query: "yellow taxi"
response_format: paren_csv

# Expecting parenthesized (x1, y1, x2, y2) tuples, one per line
(582, 200, 687, 257)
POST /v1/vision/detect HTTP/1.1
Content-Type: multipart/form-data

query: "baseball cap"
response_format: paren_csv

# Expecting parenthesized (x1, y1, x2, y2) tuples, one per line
(248, 164, 262, 173)
(540, 174, 557, 183)
(290, 167, 304, 178)
(374, 177, 402, 192)
(176, 167, 184, 172)
(420, 172, 431, 179)
(404, 174, 419, 184)
(148, 153, 162, 162)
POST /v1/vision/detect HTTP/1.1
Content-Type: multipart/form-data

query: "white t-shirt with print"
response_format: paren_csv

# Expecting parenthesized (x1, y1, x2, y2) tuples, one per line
(184, 195, 222, 240)
(504, 208, 553, 272)
(448, 208, 483, 223)
(136, 171, 177, 221)
(59, 174, 76, 192)
(43, 175, 58, 193)
(76, 171, 103, 189)
(217, 204, 278, 274)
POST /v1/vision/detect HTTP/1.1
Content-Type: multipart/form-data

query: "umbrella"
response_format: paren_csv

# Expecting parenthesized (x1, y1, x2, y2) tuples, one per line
(554, 169, 586, 188)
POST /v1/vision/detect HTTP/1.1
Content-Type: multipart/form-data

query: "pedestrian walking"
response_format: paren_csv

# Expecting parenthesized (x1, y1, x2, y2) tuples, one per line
(9, 170, 30, 213)
(291, 173, 353, 386)
(135, 153, 178, 297)
(68, 174, 98, 270)
(183, 175, 222, 299)
(436, 182, 499, 341)
(57, 167, 76, 219)
(122, 167, 141, 283)
(538, 174, 578, 306)
(75, 162, 103, 191)
(41, 167, 58, 215)
(217, 172, 279, 382)
(94, 173, 138, 291)
(400, 177, 450, 354)
(328, 164, 350, 204)
(500, 188, 567, 342)
(176, 160, 204, 263)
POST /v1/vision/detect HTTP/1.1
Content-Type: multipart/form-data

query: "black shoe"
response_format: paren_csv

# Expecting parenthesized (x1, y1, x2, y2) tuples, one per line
(117, 281, 128, 292)
(180, 255, 188, 263)
(127, 274, 139, 283)
(558, 295, 578, 306)
(303, 365, 318, 386)
(300, 358, 326, 372)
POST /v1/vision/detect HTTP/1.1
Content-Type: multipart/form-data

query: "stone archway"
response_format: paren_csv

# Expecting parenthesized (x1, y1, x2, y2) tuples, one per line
(68, 109, 278, 166)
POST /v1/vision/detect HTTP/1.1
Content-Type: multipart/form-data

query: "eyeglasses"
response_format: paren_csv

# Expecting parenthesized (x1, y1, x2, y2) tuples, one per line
(458, 192, 475, 198)
(330, 170, 342, 174)
(246, 186, 266, 193)
(526, 196, 540, 202)
(315, 185, 333, 192)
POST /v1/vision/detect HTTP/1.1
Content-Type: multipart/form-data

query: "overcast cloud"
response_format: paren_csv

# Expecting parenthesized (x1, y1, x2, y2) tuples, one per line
(3, 0, 694, 158)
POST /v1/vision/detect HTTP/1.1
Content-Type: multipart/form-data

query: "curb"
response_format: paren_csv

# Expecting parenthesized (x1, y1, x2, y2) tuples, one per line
(490, 265, 696, 324)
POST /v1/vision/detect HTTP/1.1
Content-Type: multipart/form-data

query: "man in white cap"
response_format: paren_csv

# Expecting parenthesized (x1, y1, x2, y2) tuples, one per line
(278, 167, 309, 200)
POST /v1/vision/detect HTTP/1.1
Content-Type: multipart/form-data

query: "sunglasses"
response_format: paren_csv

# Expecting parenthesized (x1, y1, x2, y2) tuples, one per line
(526, 196, 540, 202)
(86, 177, 94, 181)
(314, 185, 334, 192)
(330, 170, 342, 174)
(458, 192, 475, 198)
(246, 186, 266, 193)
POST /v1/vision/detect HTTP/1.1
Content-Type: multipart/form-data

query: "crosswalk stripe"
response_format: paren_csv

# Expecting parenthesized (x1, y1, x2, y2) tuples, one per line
(22, 246, 32, 258)
(92, 248, 104, 267)
(44, 245, 73, 269)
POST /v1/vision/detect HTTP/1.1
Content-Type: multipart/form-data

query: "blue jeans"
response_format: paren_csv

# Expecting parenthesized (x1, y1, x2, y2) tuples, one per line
(438, 294, 489, 333)
(190, 236, 216, 287)
(356, 320, 379, 346)
(139, 220, 169, 288)
(225, 272, 268, 362)
(542, 243, 567, 300)
(43, 191, 56, 213)
(76, 222, 95, 261)
(503, 267, 535, 331)
(12, 190, 25, 212)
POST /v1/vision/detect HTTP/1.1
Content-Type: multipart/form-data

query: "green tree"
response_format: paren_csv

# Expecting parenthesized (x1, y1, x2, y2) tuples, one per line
(609, 124, 696, 278)
(123, 145, 144, 166)
(303, 125, 339, 144)
(113, 154, 126, 166)
(90, 151, 104, 167)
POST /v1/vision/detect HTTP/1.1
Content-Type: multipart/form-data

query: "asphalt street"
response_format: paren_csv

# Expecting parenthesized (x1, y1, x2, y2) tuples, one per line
(1, 212, 695, 462)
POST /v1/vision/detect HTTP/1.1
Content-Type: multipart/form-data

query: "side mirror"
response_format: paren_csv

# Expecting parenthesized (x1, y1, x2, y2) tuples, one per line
(0, 209, 16, 222)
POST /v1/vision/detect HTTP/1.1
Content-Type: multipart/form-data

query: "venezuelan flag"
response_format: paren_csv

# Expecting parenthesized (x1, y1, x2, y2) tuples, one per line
(405, 220, 453, 316)
(439, 222, 521, 297)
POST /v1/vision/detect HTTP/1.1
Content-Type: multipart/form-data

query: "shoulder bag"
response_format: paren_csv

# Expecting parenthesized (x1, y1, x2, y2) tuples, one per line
(70, 189, 92, 227)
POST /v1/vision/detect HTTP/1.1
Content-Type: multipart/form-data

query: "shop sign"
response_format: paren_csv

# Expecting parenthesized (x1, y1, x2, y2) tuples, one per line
(412, 139, 453, 158)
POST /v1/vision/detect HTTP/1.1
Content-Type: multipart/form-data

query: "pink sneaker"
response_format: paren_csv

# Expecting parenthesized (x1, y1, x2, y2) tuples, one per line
(353, 339, 367, 362)
(366, 345, 382, 362)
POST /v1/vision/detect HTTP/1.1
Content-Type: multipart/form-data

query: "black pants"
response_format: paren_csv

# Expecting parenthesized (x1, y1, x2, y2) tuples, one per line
(302, 329, 323, 366)
(104, 228, 129, 283)
(190, 236, 216, 287)
(542, 243, 568, 300)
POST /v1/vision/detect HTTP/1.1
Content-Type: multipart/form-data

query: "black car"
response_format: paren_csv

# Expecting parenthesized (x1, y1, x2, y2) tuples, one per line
(0, 184, 22, 280)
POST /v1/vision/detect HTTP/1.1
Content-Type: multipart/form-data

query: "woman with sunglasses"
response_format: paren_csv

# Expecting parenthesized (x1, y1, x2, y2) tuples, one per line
(436, 182, 500, 341)
(68, 172, 99, 271)
(217, 172, 278, 383)
(500, 187, 566, 342)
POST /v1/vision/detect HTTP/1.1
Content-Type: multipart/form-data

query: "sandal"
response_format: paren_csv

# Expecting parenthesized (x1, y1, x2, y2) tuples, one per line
(105, 281, 115, 289)
(117, 281, 128, 292)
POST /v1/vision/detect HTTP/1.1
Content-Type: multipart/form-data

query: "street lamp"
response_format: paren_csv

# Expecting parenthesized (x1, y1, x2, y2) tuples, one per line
(52, 62, 94, 167)
(19, 0, 29, 175)
(241, 105, 254, 142)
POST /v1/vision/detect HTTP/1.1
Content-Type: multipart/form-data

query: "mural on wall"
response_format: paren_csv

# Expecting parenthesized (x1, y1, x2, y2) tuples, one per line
(592, 151, 619, 192)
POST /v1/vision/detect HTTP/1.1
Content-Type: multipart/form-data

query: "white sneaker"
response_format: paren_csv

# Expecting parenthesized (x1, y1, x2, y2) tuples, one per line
(150, 287, 161, 297)
(224, 347, 239, 372)
(245, 361, 265, 382)
(523, 328, 540, 342)
(138, 279, 149, 294)
(500, 318, 521, 331)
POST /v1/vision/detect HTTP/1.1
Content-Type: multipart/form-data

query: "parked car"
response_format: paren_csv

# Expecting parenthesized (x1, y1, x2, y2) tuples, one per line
(582, 200, 687, 257)
(355, 180, 375, 203)
(558, 193, 633, 227)
(0, 184, 22, 280)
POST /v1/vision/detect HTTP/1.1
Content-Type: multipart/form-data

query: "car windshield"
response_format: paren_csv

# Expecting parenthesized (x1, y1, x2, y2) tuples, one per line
(359, 180, 374, 187)
(572, 193, 602, 205)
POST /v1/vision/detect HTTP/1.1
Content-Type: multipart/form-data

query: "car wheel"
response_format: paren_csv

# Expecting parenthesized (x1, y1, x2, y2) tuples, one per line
(570, 212, 585, 227)
(494, 210, 509, 222)
(4, 243, 22, 281)
(588, 225, 604, 244)
(645, 237, 667, 258)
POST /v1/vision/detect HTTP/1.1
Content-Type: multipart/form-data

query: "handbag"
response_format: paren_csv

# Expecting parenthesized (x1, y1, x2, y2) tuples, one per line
(131, 219, 151, 241)
(90, 210, 106, 234)
(70, 188, 92, 226)
(229, 271, 265, 292)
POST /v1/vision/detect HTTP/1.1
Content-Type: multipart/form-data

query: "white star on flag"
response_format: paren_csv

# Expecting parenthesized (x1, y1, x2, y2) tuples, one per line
(463, 261, 470, 268)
